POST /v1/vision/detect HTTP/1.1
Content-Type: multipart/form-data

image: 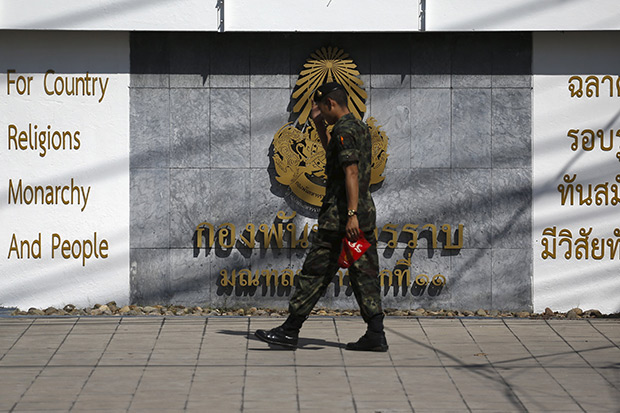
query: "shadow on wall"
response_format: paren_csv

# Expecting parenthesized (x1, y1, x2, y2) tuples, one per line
(128, 32, 538, 310)
(130, 32, 532, 78)
(435, 0, 581, 32)
(10, 0, 171, 31)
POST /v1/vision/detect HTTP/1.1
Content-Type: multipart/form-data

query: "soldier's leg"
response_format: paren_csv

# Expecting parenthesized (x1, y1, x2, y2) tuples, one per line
(345, 231, 388, 352)
(288, 230, 342, 318)
(255, 230, 341, 348)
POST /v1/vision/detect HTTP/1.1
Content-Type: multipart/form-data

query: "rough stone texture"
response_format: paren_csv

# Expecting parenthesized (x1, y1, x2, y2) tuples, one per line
(372, 169, 415, 225)
(170, 88, 210, 168)
(130, 169, 169, 249)
(130, 88, 169, 169)
(129, 32, 533, 311)
(452, 89, 492, 168)
(492, 248, 532, 311)
(250, 89, 291, 168)
(169, 248, 211, 305)
(370, 88, 411, 169)
(406, 168, 453, 225)
(451, 169, 493, 249)
(451, 248, 493, 309)
(209, 169, 251, 224)
(410, 89, 451, 168)
(130, 248, 171, 304)
(492, 169, 532, 249)
(169, 169, 210, 248)
(249, 168, 291, 224)
(210, 89, 250, 168)
(492, 88, 532, 169)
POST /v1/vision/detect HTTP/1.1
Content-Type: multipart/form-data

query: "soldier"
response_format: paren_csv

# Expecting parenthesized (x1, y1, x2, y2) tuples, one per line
(255, 82, 387, 352)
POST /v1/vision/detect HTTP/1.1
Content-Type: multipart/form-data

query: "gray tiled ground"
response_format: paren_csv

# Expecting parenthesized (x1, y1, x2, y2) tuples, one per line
(0, 317, 618, 413)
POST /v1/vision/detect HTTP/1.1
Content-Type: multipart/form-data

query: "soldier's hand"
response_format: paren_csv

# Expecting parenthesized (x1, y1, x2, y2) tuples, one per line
(310, 103, 323, 123)
(346, 216, 360, 241)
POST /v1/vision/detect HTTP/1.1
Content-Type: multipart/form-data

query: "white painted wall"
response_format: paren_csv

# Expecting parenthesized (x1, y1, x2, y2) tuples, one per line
(0, 0, 219, 31)
(225, 0, 419, 32)
(0, 32, 130, 309)
(532, 32, 620, 314)
(2, 0, 619, 32)
(426, 0, 620, 31)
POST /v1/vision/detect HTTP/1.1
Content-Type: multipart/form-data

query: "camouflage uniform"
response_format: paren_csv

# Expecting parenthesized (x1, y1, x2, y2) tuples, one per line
(289, 113, 382, 323)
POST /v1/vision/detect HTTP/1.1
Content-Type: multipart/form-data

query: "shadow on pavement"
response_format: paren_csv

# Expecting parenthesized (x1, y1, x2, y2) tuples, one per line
(217, 329, 344, 351)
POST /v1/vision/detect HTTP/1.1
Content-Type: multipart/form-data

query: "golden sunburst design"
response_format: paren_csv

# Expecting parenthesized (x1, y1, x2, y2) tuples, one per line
(292, 47, 368, 125)
(271, 46, 388, 209)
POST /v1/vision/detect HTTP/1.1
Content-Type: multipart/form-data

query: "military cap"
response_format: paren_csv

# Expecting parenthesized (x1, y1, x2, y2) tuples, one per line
(313, 82, 345, 102)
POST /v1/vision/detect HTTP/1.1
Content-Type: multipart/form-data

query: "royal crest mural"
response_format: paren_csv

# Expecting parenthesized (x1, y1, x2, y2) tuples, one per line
(272, 47, 389, 209)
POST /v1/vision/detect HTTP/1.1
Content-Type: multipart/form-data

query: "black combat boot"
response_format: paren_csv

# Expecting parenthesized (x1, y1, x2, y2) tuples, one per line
(346, 313, 388, 352)
(255, 314, 306, 349)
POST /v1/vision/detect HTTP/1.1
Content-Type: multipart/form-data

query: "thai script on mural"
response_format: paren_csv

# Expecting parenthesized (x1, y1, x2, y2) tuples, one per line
(541, 226, 620, 260)
(566, 128, 620, 161)
(219, 268, 446, 289)
(568, 75, 620, 98)
(557, 174, 620, 206)
(196, 211, 314, 250)
(195, 212, 464, 251)
(379, 253, 446, 287)
(220, 268, 297, 288)
(539, 75, 620, 264)
(378, 223, 463, 250)
(217, 253, 446, 298)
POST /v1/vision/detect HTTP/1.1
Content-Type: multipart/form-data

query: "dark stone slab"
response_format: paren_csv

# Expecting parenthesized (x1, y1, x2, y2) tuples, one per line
(452, 89, 492, 168)
(130, 32, 169, 88)
(492, 88, 531, 169)
(130, 248, 171, 305)
(130, 88, 169, 169)
(492, 248, 532, 311)
(130, 169, 169, 249)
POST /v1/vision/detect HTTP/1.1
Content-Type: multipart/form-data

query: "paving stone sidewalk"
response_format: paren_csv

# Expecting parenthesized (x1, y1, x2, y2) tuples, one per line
(0, 316, 618, 413)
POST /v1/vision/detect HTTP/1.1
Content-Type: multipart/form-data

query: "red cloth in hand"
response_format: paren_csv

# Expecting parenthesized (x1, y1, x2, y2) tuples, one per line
(337, 234, 371, 268)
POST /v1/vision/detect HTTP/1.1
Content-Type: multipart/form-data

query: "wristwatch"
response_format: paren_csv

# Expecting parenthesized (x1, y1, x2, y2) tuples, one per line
(347, 209, 357, 217)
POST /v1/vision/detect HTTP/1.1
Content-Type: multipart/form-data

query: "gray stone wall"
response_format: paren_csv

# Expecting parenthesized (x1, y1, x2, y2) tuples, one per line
(129, 32, 532, 311)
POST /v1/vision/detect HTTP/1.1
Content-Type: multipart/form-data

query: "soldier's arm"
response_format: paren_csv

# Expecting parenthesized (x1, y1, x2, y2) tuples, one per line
(343, 162, 360, 241)
(311, 103, 331, 150)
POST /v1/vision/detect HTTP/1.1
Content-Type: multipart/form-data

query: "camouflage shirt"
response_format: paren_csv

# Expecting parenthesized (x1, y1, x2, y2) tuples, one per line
(318, 113, 376, 233)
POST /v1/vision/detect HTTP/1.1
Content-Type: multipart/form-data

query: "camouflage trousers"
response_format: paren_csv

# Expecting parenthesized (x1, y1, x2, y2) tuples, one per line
(288, 229, 382, 323)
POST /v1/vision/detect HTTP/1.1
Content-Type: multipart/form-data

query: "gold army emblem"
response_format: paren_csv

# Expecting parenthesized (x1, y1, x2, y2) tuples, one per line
(272, 47, 389, 207)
